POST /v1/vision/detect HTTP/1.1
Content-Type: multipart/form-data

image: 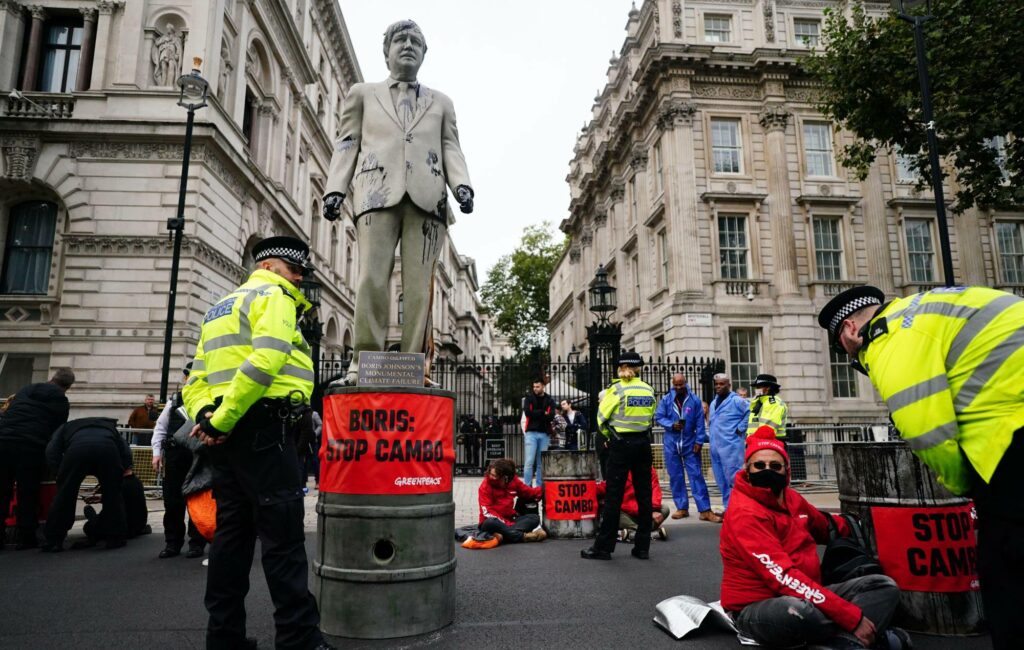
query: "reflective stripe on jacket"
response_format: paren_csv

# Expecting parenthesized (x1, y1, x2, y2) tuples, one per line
(182, 269, 313, 432)
(746, 395, 788, 438)
(860, 286, 1024, 495)
(597, 377, 656, 437)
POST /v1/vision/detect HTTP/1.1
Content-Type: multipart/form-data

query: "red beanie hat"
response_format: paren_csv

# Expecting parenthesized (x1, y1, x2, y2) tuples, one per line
(745, 425, 789, 464)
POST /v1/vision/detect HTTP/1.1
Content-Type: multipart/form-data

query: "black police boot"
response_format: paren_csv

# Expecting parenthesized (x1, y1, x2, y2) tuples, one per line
(185, 546, 205, 559)
(580, 547, 612, 560)
(631, 548, 650, 560)
(159, 545, 181, 559)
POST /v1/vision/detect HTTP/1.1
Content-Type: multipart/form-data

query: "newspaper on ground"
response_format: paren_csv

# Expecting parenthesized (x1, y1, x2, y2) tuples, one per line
(652, 595, 760, 645)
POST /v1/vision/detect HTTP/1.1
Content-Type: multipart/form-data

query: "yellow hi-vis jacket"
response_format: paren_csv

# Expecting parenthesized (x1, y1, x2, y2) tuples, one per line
(597, 377, 657, 438)
(183, 269, 314, 432)
(859, 286, 1024, 495)
(746, 395, 788, 438)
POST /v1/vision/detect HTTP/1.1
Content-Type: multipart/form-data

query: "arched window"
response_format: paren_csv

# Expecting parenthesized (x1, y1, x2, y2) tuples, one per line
(345, 243, 353, 281)
(1, 201, 57, 295)
(331, 226, 340, 270)
(397, 293, 404, 325)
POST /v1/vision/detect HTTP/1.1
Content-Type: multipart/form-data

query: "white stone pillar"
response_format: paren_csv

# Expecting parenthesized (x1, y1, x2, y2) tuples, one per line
(114, 0, 143, 86)
(658, 99, 703, 296)
(860, 159, 896, 294)
(0, 2, 26, 91)
(759, 104, 800, 296)
(90, 1, 118, 90)
(76, 8, 97, 91)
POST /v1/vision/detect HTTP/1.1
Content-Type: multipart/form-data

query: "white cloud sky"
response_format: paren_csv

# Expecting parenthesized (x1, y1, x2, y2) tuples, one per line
(337, 0, 636, 281)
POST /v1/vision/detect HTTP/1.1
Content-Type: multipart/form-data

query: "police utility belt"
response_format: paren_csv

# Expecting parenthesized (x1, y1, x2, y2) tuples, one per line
(607, 427, 652, 442)
(214, 392, 309, 452)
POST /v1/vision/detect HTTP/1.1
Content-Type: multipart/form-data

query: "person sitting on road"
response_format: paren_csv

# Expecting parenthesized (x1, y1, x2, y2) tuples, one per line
(598, 466, 670, 542)
(77, 470, 152, 549)
(720, 427, 910, 649)
(477, 458, 547, 544)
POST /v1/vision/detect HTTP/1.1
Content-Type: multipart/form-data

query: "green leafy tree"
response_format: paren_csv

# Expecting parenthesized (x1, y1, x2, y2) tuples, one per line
(805, 0, 1023, 212)
(481, 222, 566, 357)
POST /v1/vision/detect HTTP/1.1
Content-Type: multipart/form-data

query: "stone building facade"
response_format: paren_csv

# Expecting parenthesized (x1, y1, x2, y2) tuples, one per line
(0, 0, 489, 419)
(549, 0, 1022, 423)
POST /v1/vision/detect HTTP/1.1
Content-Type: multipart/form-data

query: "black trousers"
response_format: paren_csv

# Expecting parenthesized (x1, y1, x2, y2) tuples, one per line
(0, 442, 45, 544)
(45, 446, 125, 544)
(972, 428, 1024, 650)
(84, 474, 150, 540)
(204, 410, 322, 650)
(162, 445, 204, 550)
(479, 513, 540, 544)
(594, 434, 653, 554)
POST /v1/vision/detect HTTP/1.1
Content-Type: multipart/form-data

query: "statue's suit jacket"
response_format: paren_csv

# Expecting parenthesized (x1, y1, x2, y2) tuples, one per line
(325, 80, 472, 224)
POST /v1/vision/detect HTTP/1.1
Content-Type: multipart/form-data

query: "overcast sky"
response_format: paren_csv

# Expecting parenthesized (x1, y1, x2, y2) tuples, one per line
(337, 0, 637, 281)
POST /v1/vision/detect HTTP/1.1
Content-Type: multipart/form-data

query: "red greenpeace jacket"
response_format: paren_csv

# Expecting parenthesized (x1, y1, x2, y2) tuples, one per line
(596, 468, 662, 519)
(719, 471, 861, 632)
(478, 475, 543, 525)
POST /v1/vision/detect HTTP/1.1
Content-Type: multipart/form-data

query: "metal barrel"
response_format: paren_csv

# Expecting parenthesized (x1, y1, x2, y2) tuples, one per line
(834, 442, 984, 635)
(315, 386, 456, 639)
(540, 450, 599, 539)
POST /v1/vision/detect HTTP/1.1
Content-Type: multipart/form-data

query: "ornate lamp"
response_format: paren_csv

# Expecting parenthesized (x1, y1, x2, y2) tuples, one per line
(177, 57, 209, 111)
(889, 0, 931, 14)
(588, 265, 617, 325)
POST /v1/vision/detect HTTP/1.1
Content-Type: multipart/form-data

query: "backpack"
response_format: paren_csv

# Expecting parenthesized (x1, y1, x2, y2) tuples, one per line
(819, 511, 884, 585)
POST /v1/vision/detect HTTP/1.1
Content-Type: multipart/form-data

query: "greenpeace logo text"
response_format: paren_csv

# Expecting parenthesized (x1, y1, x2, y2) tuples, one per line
(752, 552, 826, 604)
(394, 476, 443, 487)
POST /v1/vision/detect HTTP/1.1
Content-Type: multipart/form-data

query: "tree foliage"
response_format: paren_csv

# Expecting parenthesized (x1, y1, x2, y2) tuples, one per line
(480, 222, 566, 357)
(805, 0, 1023, 212)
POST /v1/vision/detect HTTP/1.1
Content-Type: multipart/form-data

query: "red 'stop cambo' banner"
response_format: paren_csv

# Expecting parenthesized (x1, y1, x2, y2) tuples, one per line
(871, 504, 980, 593)
(320, 392, 454, 495)
(543, 480, 598, 520)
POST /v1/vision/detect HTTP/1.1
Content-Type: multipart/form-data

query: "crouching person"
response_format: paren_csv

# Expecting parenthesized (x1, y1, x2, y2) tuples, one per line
(720, 427, 910, 649)
(598, 466, 671, 542)
(478, 458, 547, 544)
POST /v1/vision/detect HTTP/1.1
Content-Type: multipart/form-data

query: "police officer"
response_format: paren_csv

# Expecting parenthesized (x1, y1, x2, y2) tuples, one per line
(581, 351, 657, 561)
(818, 285, 1024, 650)
(745, 374, 788, 438)
(183, 236, 332, 650)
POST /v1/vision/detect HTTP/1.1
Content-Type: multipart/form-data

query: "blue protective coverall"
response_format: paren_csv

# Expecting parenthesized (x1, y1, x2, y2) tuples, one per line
(654, 387, 711, 513)
(708, 391, 749, 510)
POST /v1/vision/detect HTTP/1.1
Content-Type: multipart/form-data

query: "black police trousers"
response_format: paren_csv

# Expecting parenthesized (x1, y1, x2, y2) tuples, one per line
(162, 444, 205, 551)
(0, 442, 46, 545)
(204, 407, 322, 650)
(594, 433, 653, 555)
(45, 446, 125, 545)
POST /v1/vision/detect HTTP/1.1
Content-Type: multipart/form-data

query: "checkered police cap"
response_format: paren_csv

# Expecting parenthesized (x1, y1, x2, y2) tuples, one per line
(253, 236, 310, 268)
(817, 285, 886, 341)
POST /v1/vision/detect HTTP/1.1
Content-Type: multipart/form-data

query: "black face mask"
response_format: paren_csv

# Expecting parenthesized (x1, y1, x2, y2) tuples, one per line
(749, 469, 788, 495)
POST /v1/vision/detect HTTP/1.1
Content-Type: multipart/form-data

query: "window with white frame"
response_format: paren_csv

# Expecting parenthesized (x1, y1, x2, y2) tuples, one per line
(894, 150, 917, 183)
(704, 15, 732, 43)
(794, 19, 820, 47)
(711, 118, 742, 174)
(1, 201, 57, 295)
(631, 254, 640, 308)
(629, 175, 638, 225)
(729, 329, 761, 391)
(812, 217, 844, 281)
(803, 122, 834, 177)
(995, 221, 1024, 284)
(653, 141, 664, 195)
(718, 214, 749, 280)
(830, 348, 859, 398)
(657, 229, 669, 287)
(905, 218, 936, 283)
(986, 136, 1010, 181)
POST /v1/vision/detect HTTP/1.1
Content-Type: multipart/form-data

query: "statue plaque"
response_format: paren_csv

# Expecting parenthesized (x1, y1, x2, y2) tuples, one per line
(355, 351, 426, 387)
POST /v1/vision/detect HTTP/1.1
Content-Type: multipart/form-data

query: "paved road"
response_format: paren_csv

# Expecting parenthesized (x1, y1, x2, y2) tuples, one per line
(0, 522, 989, 649)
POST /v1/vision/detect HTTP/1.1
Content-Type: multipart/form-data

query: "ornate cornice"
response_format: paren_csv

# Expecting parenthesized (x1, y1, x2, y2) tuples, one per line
(568, 246, 581, 264)
(657, 99, 697, 130)
(630, 144, 648, 172)
(63, 235, 245, 281)
(610, 182, 625, 202)
(26, 4, 45, 20)
(759, 104, 791, 132)
(593, 210, 608, 228)
(80, 6, 97, 21)
(1, 136, 40, 181)
(96, 0, 124, 15)
(579, 227, 593, 247)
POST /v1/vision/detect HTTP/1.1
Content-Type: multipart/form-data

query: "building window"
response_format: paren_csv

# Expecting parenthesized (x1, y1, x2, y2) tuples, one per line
(812, 217, 844, 281)
(631, 254, 640, 308)
(894, 149, 917, 183)
(905, 218, 935, 283)
(653, 335, 664, 360)
(718, 214, 749, 280)
(986, 136, 1010, 181)
(830, 348, 859, 398)
(794, 19, 820, 47)
(711, 118, 742, 174)
(653, 141, 664, 195)
(242, 88, 256, 149)
(397, 293, 404, 325)
(1, 201, 57, 295)
(629, 175, 638, 225)
(729, 329, 761, 391)
(657, 229, 669, 287)
(803, 122, 834, 177)
(345, 243, 353, 281)
(40, 22, 84, 92)
(704, 15, 732, 43)
(995, 221, 1024, 284)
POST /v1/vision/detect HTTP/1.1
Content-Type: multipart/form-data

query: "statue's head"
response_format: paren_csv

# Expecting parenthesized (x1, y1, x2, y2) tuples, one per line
(382, 20, 426, 80)
(166, 23, 175, 34)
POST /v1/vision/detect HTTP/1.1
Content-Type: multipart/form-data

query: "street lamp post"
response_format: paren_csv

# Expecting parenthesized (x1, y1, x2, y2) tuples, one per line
(585, 265, 622, 441)
(890, 0, 954, 287)
(300, 277, 324, 412)
(159, 58, 208, 403)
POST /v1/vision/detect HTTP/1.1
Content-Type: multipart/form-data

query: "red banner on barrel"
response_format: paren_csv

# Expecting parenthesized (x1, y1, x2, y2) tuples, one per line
(320, 392, 454, 495)
(871, 504, 980, 593)
(543, 480, 598, 520)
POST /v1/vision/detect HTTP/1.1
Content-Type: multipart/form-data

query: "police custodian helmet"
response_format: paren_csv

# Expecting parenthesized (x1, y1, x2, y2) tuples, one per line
(817, 285, 886, 351)
(616, 350, 644, 368)
(253, 236, 312, 272)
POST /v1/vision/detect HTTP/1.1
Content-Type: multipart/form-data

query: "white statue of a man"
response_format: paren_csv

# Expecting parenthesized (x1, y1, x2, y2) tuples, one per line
(152, 24, 182, 87)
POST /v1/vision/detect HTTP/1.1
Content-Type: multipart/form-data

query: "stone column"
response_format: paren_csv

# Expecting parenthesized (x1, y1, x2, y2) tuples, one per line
(76, 7, 97, 91)
(658, 99, 703, 296)
(91, 1, 118, 90)
(955, 208, 986, 285)
(258, 104, 277, 173)
(859, 158, 896, 294)
(115, 0, 144, 86)
(759, 104, 800, 296)
(20, 5, 45, 91)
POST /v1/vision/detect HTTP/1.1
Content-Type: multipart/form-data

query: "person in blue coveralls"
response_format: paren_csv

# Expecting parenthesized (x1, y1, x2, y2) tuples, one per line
(708, 373, 749, 514)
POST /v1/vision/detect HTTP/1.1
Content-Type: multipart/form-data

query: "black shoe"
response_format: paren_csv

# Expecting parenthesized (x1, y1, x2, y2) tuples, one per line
(878, 627, 913, 650)
(159, 546, 181, 559)
(631, 548, 650, 560)
(185, 547, 205, 559)
(103, 538, 126, 550)
(83, 505, 97, 521)
(138, 524, 153, 536)
(40, 541, 63, 553)
(580, 547, 612, 560)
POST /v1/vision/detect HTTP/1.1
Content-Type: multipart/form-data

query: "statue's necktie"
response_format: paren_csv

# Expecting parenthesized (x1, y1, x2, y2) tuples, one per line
(397, 82, 416, 129)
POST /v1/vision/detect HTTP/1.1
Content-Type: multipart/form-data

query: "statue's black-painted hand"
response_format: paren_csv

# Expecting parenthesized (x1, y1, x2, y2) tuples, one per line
(323, 192, 345, 221)
(456, 185, 474, 214)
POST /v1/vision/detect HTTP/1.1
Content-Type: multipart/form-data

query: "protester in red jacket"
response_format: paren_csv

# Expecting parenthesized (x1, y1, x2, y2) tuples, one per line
(720, 427, 909, 649)
(477, 458, 546, 544)
(597, 467, 671, 540)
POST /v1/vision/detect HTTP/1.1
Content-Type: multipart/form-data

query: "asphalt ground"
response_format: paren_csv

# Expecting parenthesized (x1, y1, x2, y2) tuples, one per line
(0, 524, 991, 650)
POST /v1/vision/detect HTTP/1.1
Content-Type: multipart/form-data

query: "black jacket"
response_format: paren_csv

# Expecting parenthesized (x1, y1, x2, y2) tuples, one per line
(0, 382, 70, 452)
(46, 417, 132, 473)
(522, 393, 557, 433)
